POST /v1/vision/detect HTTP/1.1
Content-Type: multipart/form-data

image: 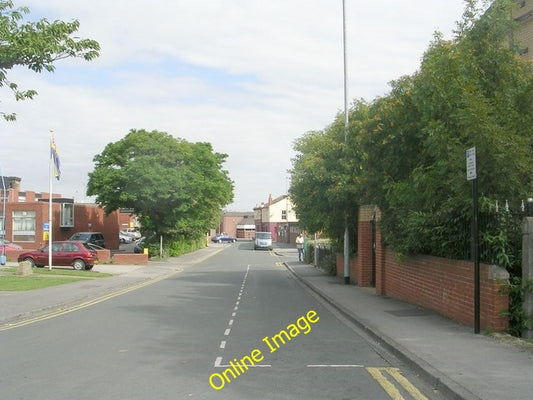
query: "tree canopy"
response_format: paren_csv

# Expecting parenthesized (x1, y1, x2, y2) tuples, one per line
(87, 129, 234, 240)
(289, 102, 368, 251)
(0, 0, 100, 120)
(290, 0, 533, 258)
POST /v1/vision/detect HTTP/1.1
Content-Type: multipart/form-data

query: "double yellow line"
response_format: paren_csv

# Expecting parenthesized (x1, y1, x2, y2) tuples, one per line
(366, 367, 428, 400)
(0, 268, 182, 332)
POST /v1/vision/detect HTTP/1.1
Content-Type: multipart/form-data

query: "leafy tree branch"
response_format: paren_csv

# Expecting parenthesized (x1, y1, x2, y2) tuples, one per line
(0, 0, 100, 120)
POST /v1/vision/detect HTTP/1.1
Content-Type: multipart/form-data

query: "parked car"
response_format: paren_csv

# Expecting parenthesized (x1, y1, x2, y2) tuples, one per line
(0, 239, 23, 250)
(254, 232, 273, 250)
(211, 234, 237, 243)
(134, 237, 146, 253)
(69, 232, 106, 248)
(17, 241, 98, 270)
(121, 228, 141, 240)
(119, 232, 134, 243)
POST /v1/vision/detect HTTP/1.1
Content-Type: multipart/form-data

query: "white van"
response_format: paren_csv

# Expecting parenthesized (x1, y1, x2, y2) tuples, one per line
(254, 232, 273, 250)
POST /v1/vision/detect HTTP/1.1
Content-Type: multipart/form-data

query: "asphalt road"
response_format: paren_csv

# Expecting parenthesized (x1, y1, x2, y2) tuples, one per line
(0, 242, 448, 400)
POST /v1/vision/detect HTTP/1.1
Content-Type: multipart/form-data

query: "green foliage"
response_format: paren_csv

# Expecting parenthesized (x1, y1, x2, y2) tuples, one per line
(0, 0, 100, 120)
(140, 234, 207, 259)
(289, 102, 368, 253)
(166, 236, 206, 257)
(87, 129, 234, 241)
(358, 0, 533, 257)
(500, 277, 533, 337)
(290, 0, 533, 267)
(289, 0, 532, 337)
(478, 202, 523, 277)
(305, 241, 336, 275)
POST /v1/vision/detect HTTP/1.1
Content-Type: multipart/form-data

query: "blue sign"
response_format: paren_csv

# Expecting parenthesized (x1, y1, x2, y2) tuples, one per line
(43, 222, 50, 232)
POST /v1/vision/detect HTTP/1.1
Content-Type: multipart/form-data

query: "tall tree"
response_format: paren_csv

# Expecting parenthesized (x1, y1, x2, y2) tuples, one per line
(86, 129, 234, 239)
(0, 0, 100, 120)
(359, 0, 533, 256)
(291, 0, 533, 259)
(289, 101, 368, 251)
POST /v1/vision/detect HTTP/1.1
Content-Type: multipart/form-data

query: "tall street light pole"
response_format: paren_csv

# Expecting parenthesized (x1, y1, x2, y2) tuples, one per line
(342, 0, 350, 284)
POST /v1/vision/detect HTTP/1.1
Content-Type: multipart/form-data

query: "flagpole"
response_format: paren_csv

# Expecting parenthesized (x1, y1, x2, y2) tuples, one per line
(48, 131, 53, 270)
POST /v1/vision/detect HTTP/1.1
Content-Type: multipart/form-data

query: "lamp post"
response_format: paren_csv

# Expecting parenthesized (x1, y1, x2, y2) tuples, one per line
(0, 170, 6, 266)
(342, 0, 350, 284)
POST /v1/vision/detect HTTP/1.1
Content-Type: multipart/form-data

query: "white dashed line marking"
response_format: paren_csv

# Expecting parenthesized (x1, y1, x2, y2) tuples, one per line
(214, 265, 251, 368)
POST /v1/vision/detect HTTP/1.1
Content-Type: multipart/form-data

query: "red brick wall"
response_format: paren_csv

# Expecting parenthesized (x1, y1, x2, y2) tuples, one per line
(112, 253, 148, 265)
(335, 205, 510, 332)
(95, 249, 111, 263)
(378, 249, 508, 330)
(220, 215, 239, 237)
(336, 253, 343, 277)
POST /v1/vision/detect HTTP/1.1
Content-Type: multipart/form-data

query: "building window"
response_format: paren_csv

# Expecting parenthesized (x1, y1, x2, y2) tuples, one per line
(60, 203, 74, 227)
(281, 210, 287, 220)
(0, 216, 4, 236)
(12, 211, 36, 242)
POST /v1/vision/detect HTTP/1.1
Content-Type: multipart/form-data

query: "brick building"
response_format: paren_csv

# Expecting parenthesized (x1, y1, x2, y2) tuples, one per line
(513, 0, 533, 59)
(217, 211, 255, 239)
(0, 176, 124, 250)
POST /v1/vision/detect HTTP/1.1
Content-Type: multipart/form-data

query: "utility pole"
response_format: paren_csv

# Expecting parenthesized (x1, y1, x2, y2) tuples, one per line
(342, 0, 350, 284)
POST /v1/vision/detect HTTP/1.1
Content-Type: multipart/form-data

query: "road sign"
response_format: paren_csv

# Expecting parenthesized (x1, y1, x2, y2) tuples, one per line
(466, 147, 477, 181)
(466, 146, 480, 333)
(43, 222, 50, 232)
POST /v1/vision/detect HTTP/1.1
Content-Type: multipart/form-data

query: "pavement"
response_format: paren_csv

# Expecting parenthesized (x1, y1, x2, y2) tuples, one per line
(1, 244, 532, 399)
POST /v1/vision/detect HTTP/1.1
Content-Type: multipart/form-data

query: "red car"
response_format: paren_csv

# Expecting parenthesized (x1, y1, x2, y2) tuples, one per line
(17, 241, 98, 270)
(0, 239, 23, 251)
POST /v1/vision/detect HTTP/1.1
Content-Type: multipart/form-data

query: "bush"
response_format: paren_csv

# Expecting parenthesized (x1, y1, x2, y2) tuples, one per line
(305, 240, 336, 275)
(500, 277, 533, 337)
(167, 237, 206, 257)
(142, 234, 206, 259)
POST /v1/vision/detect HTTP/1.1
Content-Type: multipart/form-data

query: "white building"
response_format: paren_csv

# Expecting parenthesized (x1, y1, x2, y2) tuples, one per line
(253, 194, 299, 243)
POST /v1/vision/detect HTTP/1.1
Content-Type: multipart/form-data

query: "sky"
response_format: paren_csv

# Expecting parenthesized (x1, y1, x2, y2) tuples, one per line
(2, 0, 467, 211)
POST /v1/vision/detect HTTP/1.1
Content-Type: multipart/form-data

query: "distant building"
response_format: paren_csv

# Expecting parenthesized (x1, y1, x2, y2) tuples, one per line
(217, 212, 255, 239)
(0, 176, 122, 249)
(254, 194, 299, 244)
(118, 208, 139, 231)
(512, 0, 533, 60)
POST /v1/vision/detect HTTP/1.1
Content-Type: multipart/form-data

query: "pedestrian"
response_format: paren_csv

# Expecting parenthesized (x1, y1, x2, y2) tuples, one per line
(296, 233, 304, 262)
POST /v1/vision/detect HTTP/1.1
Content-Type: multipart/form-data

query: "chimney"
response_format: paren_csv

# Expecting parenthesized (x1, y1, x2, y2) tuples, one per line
(8, 177, 21, 190)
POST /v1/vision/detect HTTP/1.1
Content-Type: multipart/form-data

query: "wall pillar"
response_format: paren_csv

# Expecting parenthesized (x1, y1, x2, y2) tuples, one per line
(357, 205, 380, 287)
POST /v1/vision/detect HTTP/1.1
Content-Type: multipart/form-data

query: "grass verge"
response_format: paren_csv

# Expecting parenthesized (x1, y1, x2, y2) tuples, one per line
(0, 267, 113, 291)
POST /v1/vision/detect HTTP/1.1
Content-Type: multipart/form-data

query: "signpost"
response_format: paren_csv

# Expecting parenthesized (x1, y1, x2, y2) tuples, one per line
(466, 148, 477, 181)
(466, 147, 480, 334)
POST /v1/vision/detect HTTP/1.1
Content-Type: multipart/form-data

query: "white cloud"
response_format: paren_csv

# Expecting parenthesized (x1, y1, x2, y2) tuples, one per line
(2, 0, 465, 210)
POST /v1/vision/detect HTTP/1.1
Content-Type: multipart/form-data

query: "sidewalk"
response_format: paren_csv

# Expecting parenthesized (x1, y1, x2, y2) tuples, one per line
(278, 247, 533, 400)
